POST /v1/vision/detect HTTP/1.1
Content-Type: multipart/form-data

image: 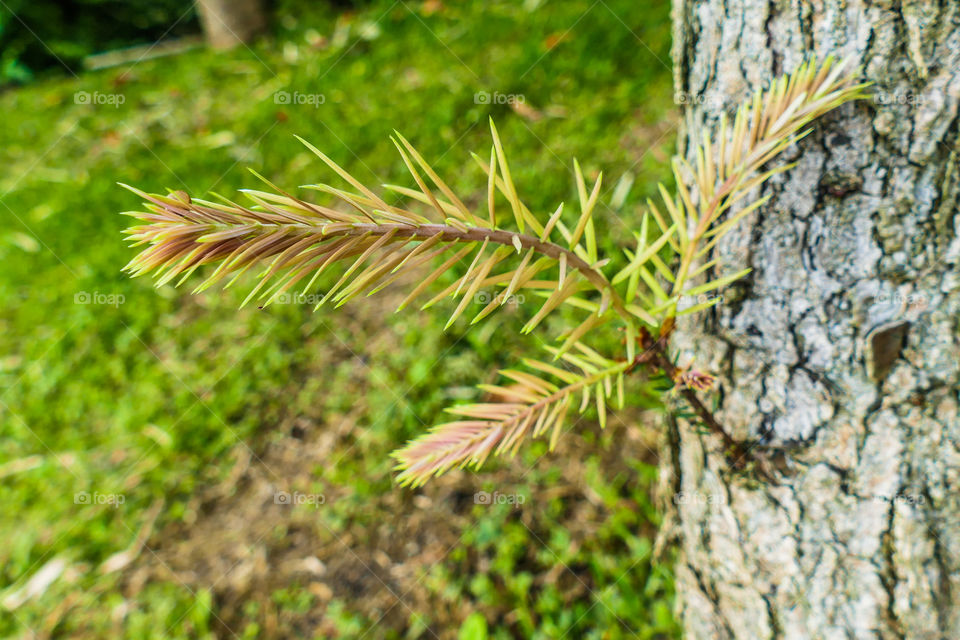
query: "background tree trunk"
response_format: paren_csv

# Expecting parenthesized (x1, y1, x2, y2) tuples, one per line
(196, 0, 266, 50)
(664, 1, 960, 637)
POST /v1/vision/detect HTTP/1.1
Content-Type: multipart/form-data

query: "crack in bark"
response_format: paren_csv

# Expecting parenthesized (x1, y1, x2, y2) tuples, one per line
(921, 484, 953, 633)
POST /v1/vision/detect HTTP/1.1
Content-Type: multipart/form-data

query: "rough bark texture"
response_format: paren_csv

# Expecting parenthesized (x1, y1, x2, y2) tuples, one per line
(664, 1, 960, 638)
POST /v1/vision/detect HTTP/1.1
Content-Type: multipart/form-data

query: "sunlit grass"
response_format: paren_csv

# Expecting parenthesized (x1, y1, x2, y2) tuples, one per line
(0, 1, 677, 637)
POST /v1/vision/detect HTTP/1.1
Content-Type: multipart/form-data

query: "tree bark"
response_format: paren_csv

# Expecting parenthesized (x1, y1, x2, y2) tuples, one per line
(196, 0, 266, 50)
(664, 1, 960, 638)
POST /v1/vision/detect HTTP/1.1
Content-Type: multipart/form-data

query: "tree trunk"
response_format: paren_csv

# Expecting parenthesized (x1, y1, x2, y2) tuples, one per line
(196, 0, 266, 50)
(664, 1, 960, 638)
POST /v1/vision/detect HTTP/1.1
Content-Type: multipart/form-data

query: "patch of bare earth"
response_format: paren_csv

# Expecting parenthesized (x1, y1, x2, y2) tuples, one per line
(120, 239, 665, 640)
(129, 414, 660, 638)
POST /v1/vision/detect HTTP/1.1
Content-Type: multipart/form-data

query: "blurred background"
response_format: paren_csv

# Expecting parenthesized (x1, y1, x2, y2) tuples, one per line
(0, 1, 679, 637)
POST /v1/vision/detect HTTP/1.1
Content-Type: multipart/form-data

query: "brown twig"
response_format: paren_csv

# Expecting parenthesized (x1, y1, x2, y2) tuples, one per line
(631, 329, 751, 467)
(653, 349, 749, 459)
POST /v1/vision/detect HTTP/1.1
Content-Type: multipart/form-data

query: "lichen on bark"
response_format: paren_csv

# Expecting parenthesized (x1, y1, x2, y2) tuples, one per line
(666, 0, 960, 637)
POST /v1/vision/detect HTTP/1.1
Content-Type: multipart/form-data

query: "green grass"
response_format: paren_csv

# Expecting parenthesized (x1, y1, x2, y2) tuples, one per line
(0, 1, 678, 637)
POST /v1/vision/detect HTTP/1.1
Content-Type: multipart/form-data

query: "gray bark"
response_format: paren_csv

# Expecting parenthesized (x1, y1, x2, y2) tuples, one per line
(664, 1, 960, 638)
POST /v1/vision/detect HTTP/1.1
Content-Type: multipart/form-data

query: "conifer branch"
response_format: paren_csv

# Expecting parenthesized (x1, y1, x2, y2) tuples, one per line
(391, 57, 866, 482)
(120, 57, 866, 485)
(394, 344, 630, 487)
(122, 120, 624, 337)
(621, 56, 869, 337)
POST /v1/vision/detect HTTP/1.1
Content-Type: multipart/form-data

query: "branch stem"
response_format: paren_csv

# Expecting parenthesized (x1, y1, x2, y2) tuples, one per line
(321, 222, 630, 318)
(632, 336, 749, 464)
